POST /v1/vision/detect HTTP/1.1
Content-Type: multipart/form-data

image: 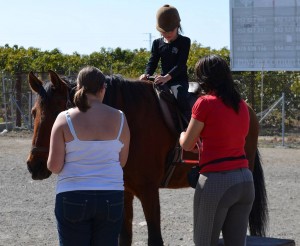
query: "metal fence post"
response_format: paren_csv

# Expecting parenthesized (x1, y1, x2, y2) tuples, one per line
(282, 92, 285, 146)
(1, 72, 9, 130)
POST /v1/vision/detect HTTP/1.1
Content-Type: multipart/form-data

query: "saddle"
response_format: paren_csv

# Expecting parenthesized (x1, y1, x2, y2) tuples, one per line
(152, 82, 202, 187)
(153, 83, 201, 135)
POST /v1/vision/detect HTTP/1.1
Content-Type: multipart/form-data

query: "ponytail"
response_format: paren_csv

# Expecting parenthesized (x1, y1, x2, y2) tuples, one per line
(74, 66, 106, 112)
(73, 87, 90, 112)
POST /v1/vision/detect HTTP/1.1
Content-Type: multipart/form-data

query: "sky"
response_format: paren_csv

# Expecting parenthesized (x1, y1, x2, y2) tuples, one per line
(0, 0, 230, 55)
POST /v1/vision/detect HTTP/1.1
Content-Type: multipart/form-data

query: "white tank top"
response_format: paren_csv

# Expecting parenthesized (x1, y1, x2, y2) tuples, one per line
(56, 110, 125, 194)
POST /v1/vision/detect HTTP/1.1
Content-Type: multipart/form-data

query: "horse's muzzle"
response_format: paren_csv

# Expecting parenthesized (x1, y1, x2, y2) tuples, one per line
(27, 160, 52, 180)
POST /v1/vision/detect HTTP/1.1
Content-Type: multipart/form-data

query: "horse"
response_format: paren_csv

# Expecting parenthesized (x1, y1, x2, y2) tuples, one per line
(26, 70, 268, 245)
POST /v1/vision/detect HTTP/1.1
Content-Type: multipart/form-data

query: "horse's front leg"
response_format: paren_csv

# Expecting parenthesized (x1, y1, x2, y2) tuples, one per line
(138, 187, 163, 246)
(119, 190, 134, 246)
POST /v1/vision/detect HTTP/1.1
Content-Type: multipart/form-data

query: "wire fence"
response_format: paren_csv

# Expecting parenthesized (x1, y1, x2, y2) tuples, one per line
(1, 73, 33, 131)
(232, 72, 300, 138)
(0, 72, 299, 142)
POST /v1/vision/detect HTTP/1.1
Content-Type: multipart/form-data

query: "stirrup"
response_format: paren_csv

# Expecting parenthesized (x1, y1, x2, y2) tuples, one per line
(181, 139, 202, 165)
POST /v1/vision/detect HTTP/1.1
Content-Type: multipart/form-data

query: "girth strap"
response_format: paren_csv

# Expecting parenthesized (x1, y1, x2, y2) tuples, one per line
(161, 142, 182, 187)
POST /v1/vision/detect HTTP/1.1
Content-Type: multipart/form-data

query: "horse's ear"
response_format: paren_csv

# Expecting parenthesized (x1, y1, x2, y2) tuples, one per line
(28, 71, 44, 94)
(48, 70, 67, 90)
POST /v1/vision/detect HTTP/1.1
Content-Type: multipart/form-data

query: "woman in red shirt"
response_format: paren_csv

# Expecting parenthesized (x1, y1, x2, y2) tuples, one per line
(180, 55, 255, 246)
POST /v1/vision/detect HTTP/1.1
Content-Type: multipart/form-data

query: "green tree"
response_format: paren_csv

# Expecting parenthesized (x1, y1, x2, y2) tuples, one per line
(64, 52, 86, 74)
(126, 48, 149, 78)
(291, 75, 300, 94)
(187, 41, 214, 81)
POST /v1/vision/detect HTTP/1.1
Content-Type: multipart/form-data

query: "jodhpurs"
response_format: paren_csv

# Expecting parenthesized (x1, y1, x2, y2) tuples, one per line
(193, 168, 255, 246)
(166, 82, 191, 122)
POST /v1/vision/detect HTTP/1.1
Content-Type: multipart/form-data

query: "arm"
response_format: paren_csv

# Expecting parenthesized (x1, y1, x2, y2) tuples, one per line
(145, 40, 160, 76)
(119, 115, 130, 168)
(47, 112, 66, 174)
(179, 118, 204, 151)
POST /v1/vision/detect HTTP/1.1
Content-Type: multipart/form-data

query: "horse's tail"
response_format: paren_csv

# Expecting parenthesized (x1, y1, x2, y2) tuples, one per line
(249, 149, 269, 236)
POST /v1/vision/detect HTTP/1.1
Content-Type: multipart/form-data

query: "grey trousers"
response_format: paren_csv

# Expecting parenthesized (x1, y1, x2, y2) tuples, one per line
(193, 168, 255, 246)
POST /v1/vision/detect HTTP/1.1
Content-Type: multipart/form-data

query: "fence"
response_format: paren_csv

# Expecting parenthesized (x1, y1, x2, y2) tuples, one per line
(232, 72, 300, 136)
(0, 72, 299, 141)
(1, 72, 33, 130)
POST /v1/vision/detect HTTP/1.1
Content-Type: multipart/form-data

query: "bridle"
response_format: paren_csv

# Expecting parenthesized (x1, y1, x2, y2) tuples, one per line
(30, 146, 49, 154)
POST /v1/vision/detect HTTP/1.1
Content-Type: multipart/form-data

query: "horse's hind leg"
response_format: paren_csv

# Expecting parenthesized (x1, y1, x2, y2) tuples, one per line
(119, 191, 134, 246)
(138, 188, 164, 246)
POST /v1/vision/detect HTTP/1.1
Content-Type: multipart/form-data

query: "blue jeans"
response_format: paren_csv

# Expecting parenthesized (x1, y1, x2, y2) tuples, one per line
(55, 190, 124, 246)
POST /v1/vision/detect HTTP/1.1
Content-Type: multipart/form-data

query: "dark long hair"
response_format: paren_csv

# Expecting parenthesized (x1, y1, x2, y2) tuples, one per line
(195, 54, 241, 113)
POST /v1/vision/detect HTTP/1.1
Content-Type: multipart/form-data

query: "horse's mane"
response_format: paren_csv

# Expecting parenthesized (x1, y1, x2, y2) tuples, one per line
(104, 75, 155, 109)
(40, 73, 155, 111)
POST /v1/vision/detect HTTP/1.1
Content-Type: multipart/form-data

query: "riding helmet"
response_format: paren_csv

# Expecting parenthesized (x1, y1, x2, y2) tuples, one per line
(156, 4, 181, 32)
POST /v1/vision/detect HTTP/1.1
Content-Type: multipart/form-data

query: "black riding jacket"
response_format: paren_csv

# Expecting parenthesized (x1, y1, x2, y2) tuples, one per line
(145, 34, 191, 85)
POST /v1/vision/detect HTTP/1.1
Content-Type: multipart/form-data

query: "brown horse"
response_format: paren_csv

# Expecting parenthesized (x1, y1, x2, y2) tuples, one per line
(26, 70, 268, 245)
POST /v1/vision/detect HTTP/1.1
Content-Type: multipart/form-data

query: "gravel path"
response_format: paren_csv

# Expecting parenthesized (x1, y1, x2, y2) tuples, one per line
(0, 133, 299, 245)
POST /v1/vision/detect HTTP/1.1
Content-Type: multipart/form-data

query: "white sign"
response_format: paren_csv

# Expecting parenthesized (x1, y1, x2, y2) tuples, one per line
(230, 0, 300, 71)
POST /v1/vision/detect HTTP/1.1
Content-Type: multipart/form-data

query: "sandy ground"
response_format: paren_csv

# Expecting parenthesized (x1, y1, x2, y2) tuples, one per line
(0, 131, 299, 246)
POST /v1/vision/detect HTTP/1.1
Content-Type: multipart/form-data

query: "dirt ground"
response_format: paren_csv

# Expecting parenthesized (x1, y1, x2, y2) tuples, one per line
(0, 131, 299, 246)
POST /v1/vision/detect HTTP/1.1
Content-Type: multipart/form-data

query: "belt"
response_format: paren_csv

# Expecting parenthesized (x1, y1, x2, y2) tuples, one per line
(199, 155, 246, 171)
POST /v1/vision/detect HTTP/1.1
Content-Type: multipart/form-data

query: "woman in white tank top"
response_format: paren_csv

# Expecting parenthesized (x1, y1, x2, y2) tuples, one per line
(47, 66, 130, 246)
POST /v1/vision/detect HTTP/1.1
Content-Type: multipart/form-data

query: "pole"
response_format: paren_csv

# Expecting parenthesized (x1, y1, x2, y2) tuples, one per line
(1, 73, 8, 130)
(143, 33, 152, 51)
(15, 73, 22, 127)
(28, 91, 32, 129)
(149, 33, 152, 51)
(282, 92, 285, 146)
(250, 72, 255, 108)
(260, 63, 264, 121)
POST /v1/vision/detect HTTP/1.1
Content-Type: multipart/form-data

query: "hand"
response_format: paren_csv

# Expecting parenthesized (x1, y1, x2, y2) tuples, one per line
(139, 74, 149, 81)
(179, 132, 186, 145)
(154, 74, 171, 85)
(180, 132, 199, 153)
(192, 139, 202, 153)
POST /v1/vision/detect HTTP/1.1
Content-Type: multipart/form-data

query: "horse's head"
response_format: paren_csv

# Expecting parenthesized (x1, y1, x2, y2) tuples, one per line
(26, 70, 74, 180)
